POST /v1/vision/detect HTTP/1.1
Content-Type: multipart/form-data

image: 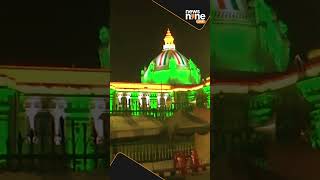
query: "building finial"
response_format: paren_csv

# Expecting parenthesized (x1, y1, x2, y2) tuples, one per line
(163, 28, 175, 50)
(166, 28, 171, 36)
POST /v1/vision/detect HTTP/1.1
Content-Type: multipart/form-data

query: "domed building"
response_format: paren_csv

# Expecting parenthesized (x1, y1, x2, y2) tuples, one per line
(110, 28, 210, 113)
(141, 29, 201, 85)
(109, 28, 210, 130)
(109, 29, 211, 176)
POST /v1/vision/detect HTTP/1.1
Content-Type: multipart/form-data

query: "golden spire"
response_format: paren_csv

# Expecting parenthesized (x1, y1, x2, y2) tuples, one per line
(163, 28, 176, 50)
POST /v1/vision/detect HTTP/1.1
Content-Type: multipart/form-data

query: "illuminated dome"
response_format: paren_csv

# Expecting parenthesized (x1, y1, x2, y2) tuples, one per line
(141, 29, 201, 85)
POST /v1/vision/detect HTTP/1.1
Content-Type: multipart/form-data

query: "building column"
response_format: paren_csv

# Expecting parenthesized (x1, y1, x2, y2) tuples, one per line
(138, 93, 143, 108)
(117, 92, 123, 109)
(163, 93, 168, 105)
(49, 98, 67, 145)
(24, 96, 42, 144)
(145, 93, 150, 108)
(90, 97, 107, 144)
(157, 94, 161, 108)
(125, 93, 131, 108)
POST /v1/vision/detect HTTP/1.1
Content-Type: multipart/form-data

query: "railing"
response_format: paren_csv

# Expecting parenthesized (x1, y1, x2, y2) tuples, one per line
(110, 103, 195, 118)
(213, 10, 256, 24)
(0, 120, 109, 172)
(111, 142, 194, 163)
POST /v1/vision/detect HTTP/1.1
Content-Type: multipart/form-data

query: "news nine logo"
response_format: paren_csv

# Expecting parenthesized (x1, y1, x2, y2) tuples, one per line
(185, 10, 206, 24)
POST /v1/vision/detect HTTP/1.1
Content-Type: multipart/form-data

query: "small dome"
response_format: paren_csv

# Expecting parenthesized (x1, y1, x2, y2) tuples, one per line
(141, 29, 201, 85)
(154, 50, 189, 68)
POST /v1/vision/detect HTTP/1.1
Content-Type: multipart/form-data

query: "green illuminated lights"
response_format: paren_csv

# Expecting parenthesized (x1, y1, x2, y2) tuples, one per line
(212, 0, 290, 73)
(141, 29, 201, 85)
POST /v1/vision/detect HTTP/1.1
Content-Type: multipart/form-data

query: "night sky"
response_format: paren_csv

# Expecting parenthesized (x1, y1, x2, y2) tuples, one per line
(266, 0, 320, 55)
(0, 0, 320, 80)
(110, 0, 210, 82)
(0, 0, 109, 68)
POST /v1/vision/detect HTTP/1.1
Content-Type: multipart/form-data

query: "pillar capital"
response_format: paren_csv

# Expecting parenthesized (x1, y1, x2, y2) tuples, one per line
(24, 96, 42, 109)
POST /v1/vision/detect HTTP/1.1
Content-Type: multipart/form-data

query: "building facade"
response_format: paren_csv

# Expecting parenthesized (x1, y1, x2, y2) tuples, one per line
(0, 66, 110, 171)
(109, 29, 211, 173)
(211, 0, 320, 154)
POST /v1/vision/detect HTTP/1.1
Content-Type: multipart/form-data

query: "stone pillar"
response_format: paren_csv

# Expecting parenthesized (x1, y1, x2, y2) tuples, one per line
(125, 93, 131, 108)
(145, 94, 150, 108)
(91, 97, 110, 169)
(90, 97, 107, 144)
(164, 93, 168, 105)
(49, 98, 67, 145)
(138, 93, 143, 108)
(24, 96, 42, 144)
(116, 92, 123, 109)
(157, 94, 161, 108)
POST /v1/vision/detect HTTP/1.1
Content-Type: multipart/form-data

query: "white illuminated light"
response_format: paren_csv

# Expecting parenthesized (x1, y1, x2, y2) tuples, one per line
(138, 93, 143, 107)
(91, 98, 105, 145)
(163, 44, 176, 50)
(117, 93, 123, 103)
(164, 94, 168, 104)
(157, 94, 161, 107)
(117, 93, 123, 108)
(126, 93, 131, 108)
(146, 94, 150, 107)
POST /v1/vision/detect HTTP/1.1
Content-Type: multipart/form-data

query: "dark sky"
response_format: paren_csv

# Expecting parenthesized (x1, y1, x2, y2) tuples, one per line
(1, 0, 320, 79)
(0, 0, 109, 67)
(266, 0, 320, 54)
(110, 0, 210, 82)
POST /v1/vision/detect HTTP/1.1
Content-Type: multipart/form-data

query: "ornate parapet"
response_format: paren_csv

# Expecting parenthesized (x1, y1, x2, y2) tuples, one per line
(213, 10, 256, 24)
